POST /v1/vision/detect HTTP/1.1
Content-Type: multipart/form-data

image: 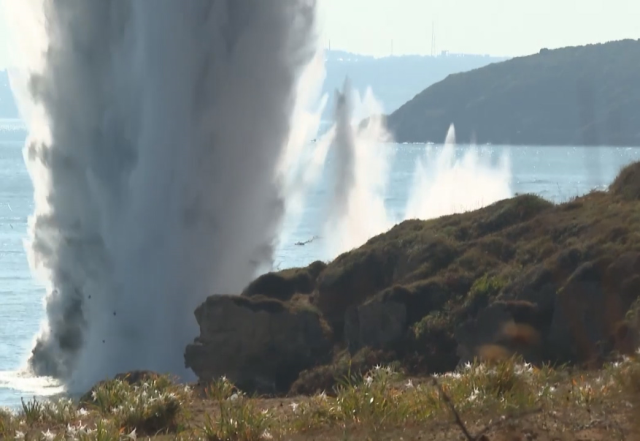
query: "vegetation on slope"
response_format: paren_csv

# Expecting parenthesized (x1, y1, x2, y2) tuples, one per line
(2, 356, 640, 440)
(386, 39, 640, 146)
(234, 162, 640, 396)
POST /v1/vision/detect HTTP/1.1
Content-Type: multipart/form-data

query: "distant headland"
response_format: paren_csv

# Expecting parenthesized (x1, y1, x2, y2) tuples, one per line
(386, 39, 640, 147)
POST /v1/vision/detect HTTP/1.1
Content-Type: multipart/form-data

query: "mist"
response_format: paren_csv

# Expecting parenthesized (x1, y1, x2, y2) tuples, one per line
(7, 0, 318, 392)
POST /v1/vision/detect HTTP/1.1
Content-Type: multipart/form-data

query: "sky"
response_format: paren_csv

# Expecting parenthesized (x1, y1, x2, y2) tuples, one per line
(1, 0, 640, 68)
(317, 0, 640, 57)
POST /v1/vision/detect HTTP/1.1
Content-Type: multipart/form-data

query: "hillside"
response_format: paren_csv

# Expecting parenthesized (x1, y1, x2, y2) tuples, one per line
(386, 39, 640, 146)
(185, 161, 640, 400)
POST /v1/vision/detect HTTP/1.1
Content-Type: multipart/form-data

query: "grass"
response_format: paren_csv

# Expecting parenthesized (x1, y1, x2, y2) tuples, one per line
(1, 356, 639, 440)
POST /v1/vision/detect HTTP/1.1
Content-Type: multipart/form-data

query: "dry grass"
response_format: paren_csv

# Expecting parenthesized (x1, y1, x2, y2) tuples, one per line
(1, 355, 640, 440)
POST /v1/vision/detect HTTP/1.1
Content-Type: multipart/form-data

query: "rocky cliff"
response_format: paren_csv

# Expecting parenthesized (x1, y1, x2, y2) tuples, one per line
(185, 162, 640, 395)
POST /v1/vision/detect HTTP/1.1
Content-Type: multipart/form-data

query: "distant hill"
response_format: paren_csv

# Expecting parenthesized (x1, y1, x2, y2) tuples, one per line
(0, 70, 19, 118)
(386, 39, 640, 146)
(322, 50, 506, 120)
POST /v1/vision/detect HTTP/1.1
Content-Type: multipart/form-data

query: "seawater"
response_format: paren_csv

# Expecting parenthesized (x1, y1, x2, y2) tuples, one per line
(1, 125, 639, 408)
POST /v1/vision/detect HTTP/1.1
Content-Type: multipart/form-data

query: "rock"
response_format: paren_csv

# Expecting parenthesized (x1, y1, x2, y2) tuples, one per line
(242, 261, 327, 301)
(548, 254, 640, 363)
(455, 303, 513, 364)
(314, 252, 395, 340)
(184, 295, 331, 394)
(455, 301, 545, 365)
(344, 300, 407, 353)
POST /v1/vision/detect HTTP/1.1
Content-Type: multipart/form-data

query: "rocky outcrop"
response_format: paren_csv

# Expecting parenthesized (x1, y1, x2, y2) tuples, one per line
(184, 295, 331, 394)
(242, 261, 327, 301)
(548, 254, 640, 363)
(455, 301, 546, 365)
(185, 163, 640, 393)
(344, 300, 407, 353)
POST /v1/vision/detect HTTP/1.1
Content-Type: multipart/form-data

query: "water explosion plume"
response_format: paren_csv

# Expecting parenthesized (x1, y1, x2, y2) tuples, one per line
(322, 80, 393, 257)
(405, 124, 512, 219)
(9, 0, 318, 391)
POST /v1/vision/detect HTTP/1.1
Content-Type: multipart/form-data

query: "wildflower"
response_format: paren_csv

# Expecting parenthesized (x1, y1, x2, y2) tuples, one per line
(14, 431, 25, 440)
(229, 393, 240, 401)
(290, 402, 299, 412)
(468, 388, 479, 403)
(42, 429, 56, 440)
(91, 390, 97, 401)
(262, 430, 273, 440)
(405, 379, 414, 389)
(365, 376, 373, 386)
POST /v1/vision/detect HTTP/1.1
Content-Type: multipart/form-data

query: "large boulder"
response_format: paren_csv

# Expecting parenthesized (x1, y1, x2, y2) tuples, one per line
(184, 295, 331, 394)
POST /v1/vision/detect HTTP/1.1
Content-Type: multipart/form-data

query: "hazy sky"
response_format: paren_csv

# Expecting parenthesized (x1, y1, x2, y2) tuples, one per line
(317, 0, 640, 57)
(1, 0, 639, 68)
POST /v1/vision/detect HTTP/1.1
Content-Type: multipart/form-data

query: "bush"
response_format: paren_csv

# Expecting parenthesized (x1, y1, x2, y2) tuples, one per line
(289, 348, 397, 396)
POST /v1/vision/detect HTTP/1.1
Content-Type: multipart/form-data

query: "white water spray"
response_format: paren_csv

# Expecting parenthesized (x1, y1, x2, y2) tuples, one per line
(405, 124, 512, 220)
(6, 0, 318, 392)
(322, 80, 394, 257)
(276, 50, 329, 250)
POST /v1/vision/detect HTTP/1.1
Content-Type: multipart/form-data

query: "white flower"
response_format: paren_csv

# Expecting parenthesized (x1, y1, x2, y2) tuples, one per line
(290, 402, 299, 412)
(262, 430, 273, 440)
(42, 429, 56, 440)
(14, 431, 25, 440)
(464, 361, 472, 370)
(91, 390, 97, 401)
(229, 393, 240, 401)
(127, 428, 137, 440)
(405, 379, 414, 389)
(468, 388, 479, 403)
(364, 376, 373, 386)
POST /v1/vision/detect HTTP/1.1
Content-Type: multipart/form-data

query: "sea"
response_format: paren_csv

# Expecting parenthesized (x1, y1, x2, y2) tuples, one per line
(2, 117, 640, 408)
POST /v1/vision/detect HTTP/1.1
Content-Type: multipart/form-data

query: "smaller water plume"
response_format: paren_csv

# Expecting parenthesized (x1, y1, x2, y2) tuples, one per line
(405, 124, 512, 220)
(322, 80, 394, 257)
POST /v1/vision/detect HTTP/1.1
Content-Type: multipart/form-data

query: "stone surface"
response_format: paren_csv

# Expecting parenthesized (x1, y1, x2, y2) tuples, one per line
(548, 254, 640, 363)
(184, 295, 331, 394)
(344, 300, 408, 353)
